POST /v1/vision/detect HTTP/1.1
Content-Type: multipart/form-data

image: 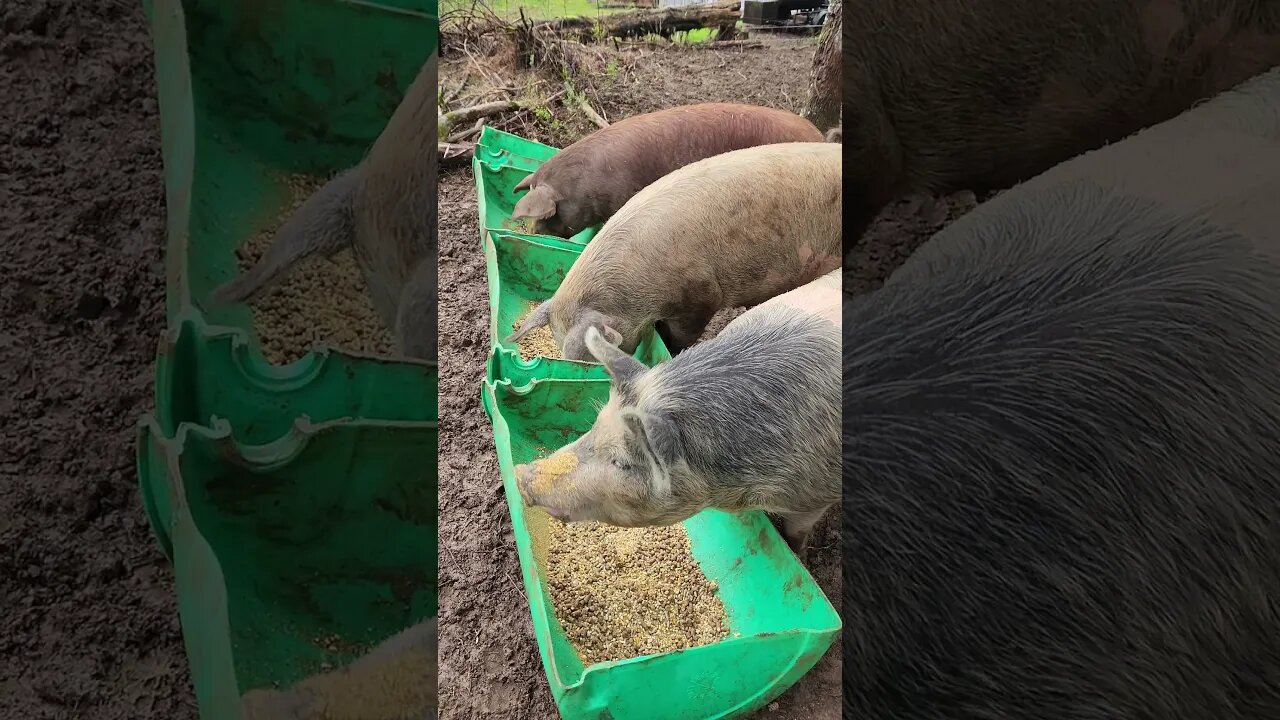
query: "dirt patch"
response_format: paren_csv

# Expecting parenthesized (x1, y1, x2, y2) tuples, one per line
(0, 1, 195, 718)
(438, 36, 843, 720)
(235, 175, 396, 365)
(845, 191, 982, 297)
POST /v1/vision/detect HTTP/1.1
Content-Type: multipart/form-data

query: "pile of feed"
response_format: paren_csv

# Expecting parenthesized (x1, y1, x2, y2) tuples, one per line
(512, 305, 561, 361)
(240, 651, 436, 720)
(530, 502, 729, 665)
(235, 174, 395, 365)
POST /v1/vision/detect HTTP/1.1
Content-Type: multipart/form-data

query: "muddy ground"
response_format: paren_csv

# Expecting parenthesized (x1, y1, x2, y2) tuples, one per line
(0, 1, 197, 718)
(436, 35, 977, 720)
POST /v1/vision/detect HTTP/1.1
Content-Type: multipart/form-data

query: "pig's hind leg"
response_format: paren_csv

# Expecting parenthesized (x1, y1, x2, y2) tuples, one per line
(655, 307, 716, 355)
(779, 505, 831, 557)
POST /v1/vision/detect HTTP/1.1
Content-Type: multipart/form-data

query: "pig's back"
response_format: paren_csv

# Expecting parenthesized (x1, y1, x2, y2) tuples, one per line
(887, 67, 1280, 290)
(569, 102, 823, 167)
(544, 103, 822, 206)
(739, 269, 842, 330)
(843, 162, 1280, 720)
(847, 0, 1280, 194)
(578, 142, 842, 290)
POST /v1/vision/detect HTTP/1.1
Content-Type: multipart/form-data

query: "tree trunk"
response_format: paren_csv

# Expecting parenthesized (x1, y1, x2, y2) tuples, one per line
(801, 1, 841, 132)
(532, 5, 741, 42)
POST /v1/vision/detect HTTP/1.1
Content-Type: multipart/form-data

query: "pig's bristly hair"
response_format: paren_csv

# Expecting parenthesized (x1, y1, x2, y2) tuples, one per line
(640, 304, 839, 515)
(842, 182, 1280, 720)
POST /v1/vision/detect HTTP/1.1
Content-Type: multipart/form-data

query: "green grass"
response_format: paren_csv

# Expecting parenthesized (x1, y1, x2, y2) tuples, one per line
(673, 26, 717, 43)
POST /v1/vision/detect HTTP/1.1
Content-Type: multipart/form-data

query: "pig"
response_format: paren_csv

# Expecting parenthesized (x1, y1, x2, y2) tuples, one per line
(840, 0, 1280, 261)
(510, 102, 824, 238)
(207, 51, 438, 361)
(507, 141, 841, 359)
(843, 68, 1280, 720)
(515, 268, 840, 553)
(240, 616, 437, 720)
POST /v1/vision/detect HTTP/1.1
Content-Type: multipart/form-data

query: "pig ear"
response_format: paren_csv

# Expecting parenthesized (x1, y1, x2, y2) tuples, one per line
(512, 185, 558, 221)
(506, 300, 552, 343)
(584, 325, 645, 385)
(512, 174, 534, 193)
(621, 409, 683, 479)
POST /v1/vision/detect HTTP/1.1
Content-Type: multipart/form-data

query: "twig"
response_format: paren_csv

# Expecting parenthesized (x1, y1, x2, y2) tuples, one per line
(577, 97, 609, 128)
(439, 142, 475, 168)
(443, 73, 470, 105)
(442, 100, 528, 127)
(447, 117, 486, 143)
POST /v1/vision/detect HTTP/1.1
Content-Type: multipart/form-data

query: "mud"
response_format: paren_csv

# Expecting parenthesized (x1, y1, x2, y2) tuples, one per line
(0, 1, 196, 717)
(236, 175, 396, 365)
(438, 36, 844, 720)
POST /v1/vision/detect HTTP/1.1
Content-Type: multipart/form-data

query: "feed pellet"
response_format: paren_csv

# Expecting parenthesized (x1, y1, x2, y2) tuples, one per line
(241, 651, 435, 720)
(234, 174, 395, 365)
(512, 304, 561, 361)
(526, 469, 729, 665)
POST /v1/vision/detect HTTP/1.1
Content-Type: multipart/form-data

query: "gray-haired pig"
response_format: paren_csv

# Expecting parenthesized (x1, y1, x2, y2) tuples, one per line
(508, 141, 841, 358)
(841, 0, 1280, 259)
(241, 616, 437, 719)
(207, 51, 438, 362)
(510, 102, 824, 238)
(515, 268, 840, 553)
(843, 68, 1280, 720)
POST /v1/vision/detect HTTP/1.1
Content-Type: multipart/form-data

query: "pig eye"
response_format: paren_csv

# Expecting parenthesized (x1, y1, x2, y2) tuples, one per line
(611, 457, 632, 471)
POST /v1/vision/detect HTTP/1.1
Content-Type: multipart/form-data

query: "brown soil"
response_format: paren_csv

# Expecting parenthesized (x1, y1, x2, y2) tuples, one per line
(438, 36, 843, 720)
(0, 1, 196, 718)
(846, 191, 982, 297)
(235, 175, 396, 365)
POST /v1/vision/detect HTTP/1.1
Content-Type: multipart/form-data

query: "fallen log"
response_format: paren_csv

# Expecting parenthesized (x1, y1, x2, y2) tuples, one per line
(439, 142, 475, 168)
(529, 4, 740, 42)
(441, 100, 527, 130)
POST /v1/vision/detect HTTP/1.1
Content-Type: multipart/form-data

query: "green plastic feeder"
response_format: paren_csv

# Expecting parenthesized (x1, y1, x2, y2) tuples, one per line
(474, 127, 671, 376)
(137, 0, 440, 716)
(137, 416, 437, 717)
(473, 125, 676, 376)
(481, 375, 840, 720)
(483, 229, 672, 379)
(473, 125, 600, 246)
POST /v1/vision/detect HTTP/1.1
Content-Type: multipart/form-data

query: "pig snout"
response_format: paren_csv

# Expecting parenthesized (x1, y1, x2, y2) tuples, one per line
(513, 462, 537, 505)
(513, 453, 580, 521)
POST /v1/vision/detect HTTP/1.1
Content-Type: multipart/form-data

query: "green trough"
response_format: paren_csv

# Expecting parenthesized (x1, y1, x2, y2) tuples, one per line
(482, 375, 840, 719)
(136, 0, 438, 715)
(476, 128, 841, 718)
(472, 126, 673, 376)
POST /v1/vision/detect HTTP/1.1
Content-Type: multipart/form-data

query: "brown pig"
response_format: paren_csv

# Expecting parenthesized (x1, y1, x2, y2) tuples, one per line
(841, 0, 1280, 260)
(507, 141, 841, 359)
(207, 51, 438, 362)
(510, 102, 824, 237)
(515, 269, 840, 553)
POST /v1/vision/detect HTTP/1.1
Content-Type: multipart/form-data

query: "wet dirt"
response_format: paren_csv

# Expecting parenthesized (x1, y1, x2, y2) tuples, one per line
(438, 36, 846, 720)
(0, 1, 196, 718)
